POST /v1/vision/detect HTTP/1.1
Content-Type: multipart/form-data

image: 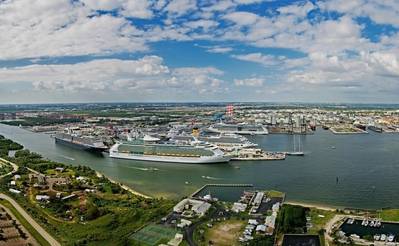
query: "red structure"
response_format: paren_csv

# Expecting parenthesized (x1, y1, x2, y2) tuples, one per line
(226, 104, 234, 118)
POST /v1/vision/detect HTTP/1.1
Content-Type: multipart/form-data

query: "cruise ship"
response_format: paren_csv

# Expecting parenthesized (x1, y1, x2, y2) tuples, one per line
(55, 130, 108, 152)
(208, 123, 268, 135)
(109, 135, 230, 164)
(171, 134, 257, 149)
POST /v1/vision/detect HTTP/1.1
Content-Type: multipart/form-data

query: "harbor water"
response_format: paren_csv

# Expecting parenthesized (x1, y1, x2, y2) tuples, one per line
(1, 123, 399, 209)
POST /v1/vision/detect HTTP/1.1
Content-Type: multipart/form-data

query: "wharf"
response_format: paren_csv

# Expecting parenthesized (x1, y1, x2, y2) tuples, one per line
(190, 183, 253, 198)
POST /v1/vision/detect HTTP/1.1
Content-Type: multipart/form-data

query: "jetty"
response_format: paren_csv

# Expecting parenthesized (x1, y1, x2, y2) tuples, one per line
(190, 183, 253, 198)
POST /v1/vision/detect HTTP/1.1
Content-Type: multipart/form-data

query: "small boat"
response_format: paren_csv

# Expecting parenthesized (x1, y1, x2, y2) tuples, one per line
(287, 151, 305, 156)
(362, 219, 369, 226)
(388, 235, 395, 242)
(375, 220, 381, 227)
(185, 181, 189, 185)
(380, 234, 386, 241)
(331, 146, 336, 149)
(369, 220, 375, 227)
(374, 234, 380, 241)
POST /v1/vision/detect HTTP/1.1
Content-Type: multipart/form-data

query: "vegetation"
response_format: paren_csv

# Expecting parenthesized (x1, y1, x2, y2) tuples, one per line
(306, 208, 335, 234)
(3, 116, 82, 126)
(277, 204, 309, 234)
(381, 209, 399, 222)
(0, 135, 23, 157)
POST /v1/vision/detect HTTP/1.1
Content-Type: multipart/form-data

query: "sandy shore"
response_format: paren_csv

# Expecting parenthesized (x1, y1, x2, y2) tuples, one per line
(284, 201, 339, 211)
(95, 171, 152, 199)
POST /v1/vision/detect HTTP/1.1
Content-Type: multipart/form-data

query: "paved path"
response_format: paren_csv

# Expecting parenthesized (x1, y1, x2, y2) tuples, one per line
(0, 157, 61, 246)
(0, 193, 61, 246)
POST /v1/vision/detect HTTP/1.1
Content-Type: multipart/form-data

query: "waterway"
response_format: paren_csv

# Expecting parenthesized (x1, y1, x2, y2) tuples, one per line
(0, 123, 398, 209)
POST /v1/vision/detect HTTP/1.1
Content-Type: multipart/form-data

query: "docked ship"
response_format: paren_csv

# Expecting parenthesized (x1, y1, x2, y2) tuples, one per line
(109, 135, 230, 164)
(368, 125, 383, 133)
(171, 133, 257, 149)
(55, 130, 108, 152)
(208, 122, 268, 135)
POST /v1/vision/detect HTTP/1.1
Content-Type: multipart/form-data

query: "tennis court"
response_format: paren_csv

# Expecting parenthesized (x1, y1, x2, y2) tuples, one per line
(130, 224, 179, 245)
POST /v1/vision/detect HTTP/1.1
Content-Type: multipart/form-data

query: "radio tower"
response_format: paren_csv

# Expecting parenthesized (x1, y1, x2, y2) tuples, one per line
(226, 104, 234, 119)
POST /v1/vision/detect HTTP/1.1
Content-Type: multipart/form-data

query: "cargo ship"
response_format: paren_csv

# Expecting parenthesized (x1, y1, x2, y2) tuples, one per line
(109, 135, 230, 164)
(55, 131, 108, 152)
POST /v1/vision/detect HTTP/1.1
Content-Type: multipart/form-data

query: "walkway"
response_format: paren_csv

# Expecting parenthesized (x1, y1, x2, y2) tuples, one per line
(0, 157, 61, 246)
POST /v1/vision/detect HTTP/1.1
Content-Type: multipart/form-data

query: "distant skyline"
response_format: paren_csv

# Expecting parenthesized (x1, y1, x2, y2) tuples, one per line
(0, 0, 398, 103)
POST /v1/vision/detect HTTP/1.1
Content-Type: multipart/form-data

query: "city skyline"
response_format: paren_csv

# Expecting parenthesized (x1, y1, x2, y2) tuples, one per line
(1, 0, 399, 103)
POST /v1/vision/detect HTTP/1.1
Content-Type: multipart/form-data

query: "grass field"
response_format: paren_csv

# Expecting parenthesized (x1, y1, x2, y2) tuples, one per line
(130, 224, 178, 245)
(307, 208, 335, 234)
(204, 220, 245, 246)
(0, 199, 51, 246)
(381, 209, 399, 222)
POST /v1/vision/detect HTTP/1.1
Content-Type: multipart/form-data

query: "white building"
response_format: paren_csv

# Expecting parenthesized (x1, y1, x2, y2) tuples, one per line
(9, 188, 21, 194)
(252, 192, 264, 206)
(36, 195, 50, 201)
(173, 198, 211, 217)
(232, 202, 247, 213)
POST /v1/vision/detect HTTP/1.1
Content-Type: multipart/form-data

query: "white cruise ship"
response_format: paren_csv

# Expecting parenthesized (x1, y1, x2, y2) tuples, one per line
(208, 122, 268, 135)
(109, 135, 230, 164)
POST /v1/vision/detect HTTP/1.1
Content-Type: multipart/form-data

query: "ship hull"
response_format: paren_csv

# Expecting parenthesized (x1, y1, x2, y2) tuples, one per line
(109, 152, 230, 164)
(55, 137, 107, 152)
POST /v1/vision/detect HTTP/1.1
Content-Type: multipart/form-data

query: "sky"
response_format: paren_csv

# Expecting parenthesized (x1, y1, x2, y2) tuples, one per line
(0, 0, 399, 104)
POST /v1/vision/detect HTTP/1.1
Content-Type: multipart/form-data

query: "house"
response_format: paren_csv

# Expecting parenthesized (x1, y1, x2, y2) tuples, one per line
(248, 219, 259, 225)
(36, 195, 50, 201)
(177, 219, 192, 228)
(232, 202, 247, 213)
(256, 224, 266, 232)
(9, 188, 21, 194)
(167, 233, 183, 246)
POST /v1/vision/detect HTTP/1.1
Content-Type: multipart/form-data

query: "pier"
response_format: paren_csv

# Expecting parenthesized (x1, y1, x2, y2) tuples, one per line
(190, 183, 253, 198)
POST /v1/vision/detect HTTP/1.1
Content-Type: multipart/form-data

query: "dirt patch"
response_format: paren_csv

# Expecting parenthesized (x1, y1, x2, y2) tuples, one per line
(206, 220, 245, 246)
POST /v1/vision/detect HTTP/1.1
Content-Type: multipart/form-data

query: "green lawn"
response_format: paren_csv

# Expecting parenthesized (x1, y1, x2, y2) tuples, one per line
(307, 208, 335, 234)
(0, 199, 51, 246)
(381, 209, 399, 222)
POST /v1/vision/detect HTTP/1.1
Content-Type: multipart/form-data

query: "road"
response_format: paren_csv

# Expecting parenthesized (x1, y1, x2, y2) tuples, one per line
(0, 157, 61, 246)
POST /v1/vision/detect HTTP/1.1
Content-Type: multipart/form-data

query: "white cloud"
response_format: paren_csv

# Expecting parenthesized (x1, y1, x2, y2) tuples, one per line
(224, 11, 259, 26)
(206, 47, 233, 53)
(0, 0, 147, 59)
(234, 77, 264, 87)
(0, 56, 226, 95)
(165, 0, 197, 17)
(232, 53, 284, 66)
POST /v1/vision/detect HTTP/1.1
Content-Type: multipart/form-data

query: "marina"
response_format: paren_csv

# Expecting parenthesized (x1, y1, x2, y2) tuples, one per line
(340, 218, 399, 243)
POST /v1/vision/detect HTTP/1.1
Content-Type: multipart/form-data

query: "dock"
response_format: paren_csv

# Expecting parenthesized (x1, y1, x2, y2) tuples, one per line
(190, 183, 253, 198)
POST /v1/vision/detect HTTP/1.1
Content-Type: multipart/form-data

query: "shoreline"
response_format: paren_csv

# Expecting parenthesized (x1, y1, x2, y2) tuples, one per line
(95, 171, 152, 199)
(284, 200, 339, 211)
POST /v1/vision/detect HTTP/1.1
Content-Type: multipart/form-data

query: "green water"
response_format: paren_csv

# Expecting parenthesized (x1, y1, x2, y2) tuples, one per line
(1, 123, 399, 209)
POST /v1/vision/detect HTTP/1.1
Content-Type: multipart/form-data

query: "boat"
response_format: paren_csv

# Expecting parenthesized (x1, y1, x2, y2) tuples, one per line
(369, 220, 375, 227)
(380, 234, 386, 241)
(208, 122, 268, 135)
(55, 129, 108, 152)
(287, 134, 304, 156)
(109, 135, 230, 164)
(388, 235, 395, 242)
(375, 220, 381, 227)
(368, 125, 383, 133)
(374, 235, 380, 241)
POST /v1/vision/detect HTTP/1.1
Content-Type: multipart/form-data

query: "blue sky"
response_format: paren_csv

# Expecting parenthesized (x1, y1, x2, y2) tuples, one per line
(0, 0, 398, 103)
